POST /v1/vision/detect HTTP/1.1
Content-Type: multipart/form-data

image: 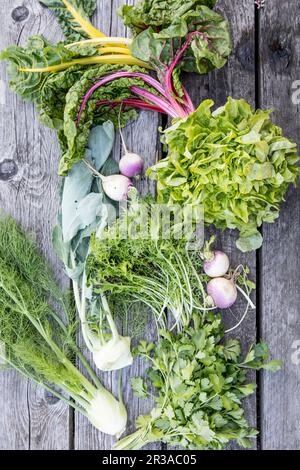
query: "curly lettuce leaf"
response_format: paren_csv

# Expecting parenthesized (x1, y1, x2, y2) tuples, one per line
(39, 0, 101, 41)
(130, 5, 231, 77)
(148, 97, 300, 252)
(119, 0, 217, 34)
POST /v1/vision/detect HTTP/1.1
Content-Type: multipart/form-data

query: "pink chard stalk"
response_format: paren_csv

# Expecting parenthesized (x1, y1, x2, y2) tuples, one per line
(76, 32, 210, 126)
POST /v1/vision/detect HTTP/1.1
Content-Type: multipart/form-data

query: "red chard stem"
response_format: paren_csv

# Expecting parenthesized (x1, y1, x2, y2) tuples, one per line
(130, 86, 178, 118)
(77, 71, 168, 126)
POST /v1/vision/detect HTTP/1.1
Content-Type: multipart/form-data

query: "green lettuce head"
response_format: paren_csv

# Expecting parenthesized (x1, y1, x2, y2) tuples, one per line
(148, 98, 300, 252)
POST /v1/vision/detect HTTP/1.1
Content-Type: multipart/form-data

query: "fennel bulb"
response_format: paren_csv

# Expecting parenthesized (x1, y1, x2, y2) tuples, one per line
(74, 274, 134, 372)
(86, 390, 127, 438)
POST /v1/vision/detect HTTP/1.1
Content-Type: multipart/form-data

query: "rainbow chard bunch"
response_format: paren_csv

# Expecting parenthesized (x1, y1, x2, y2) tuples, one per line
(0, 0, 231, 176)
(70, 0, 232, 175)
(0, 0, 150, 175)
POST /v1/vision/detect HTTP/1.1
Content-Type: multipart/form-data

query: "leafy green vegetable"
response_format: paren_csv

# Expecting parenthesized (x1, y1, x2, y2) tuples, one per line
(0, 214, 127, 436)
(0, 34, 101, 113)
(40, 65, 86, 129)
(148, 98, 300, 251)
(115, 314, 281, 450)
(39, 0, 101, 41)
(120, 0, 217, 35)
(60, 122, 114, 243)
(0, 36, 81, 104)
(121, 1, 231, 76)
(61, 64, 158, 175)
(1, 0, 231, 176)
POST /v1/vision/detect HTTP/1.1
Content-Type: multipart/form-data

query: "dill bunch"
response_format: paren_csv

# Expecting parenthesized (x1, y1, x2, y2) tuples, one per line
(87, 194, 210, 331)
(0, 214, 127, 436)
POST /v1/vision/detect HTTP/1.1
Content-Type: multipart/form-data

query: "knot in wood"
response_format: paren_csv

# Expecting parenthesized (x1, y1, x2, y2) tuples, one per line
(237, 39, 255, 72)
(0, 159, 18, 181)
(269, 38, 291, 70)
(11, 6, 29, 22)
(44, 390, 60, 405)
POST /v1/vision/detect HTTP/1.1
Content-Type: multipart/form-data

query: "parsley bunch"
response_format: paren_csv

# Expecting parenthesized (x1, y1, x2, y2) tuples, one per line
(115, 314, 281, 450)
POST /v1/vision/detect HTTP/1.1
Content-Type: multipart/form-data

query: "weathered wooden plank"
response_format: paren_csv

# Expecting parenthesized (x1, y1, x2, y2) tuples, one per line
(0, 0, 71, 450)
(259, 0, 300, 450)
(183, 0, 258, 450)
(74, 0, 161, 451)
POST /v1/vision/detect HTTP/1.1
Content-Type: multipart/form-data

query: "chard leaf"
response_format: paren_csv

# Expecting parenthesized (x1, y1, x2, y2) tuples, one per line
(39, 0, 100, 41)
(0, 35, 97, 106)
(0, 36, 75, 103)
(39, 65, 85, 130)
(128, 4, 231, 77)
(119, 0, 217, 35)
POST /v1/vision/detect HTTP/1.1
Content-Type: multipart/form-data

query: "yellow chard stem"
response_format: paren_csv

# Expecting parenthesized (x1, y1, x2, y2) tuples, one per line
(19, 55, 152, 73)
(65, 37, 132, 51)
(98, 47, 131, 56)
(65, 37, 132, 48)
(62, 0, 106, 39)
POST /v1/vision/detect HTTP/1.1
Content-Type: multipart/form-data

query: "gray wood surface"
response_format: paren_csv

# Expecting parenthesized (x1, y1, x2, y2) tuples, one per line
(0, 0, 299, 451)
(259, 0, 300, 450)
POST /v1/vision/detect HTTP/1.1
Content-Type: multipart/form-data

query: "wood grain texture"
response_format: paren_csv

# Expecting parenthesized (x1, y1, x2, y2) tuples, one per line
(74, 0, 161, 451)
(259, 0, 300, 450)
(0, 0, 70, 450)
(183, 0, 258, 450)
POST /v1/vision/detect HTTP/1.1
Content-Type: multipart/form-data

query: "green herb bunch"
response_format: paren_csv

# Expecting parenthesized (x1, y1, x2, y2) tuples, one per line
(86, 193, 211, 330)
(115, 314, 281, 450)
(0, 214, 126, 428)
(148, 98, 300, 252)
